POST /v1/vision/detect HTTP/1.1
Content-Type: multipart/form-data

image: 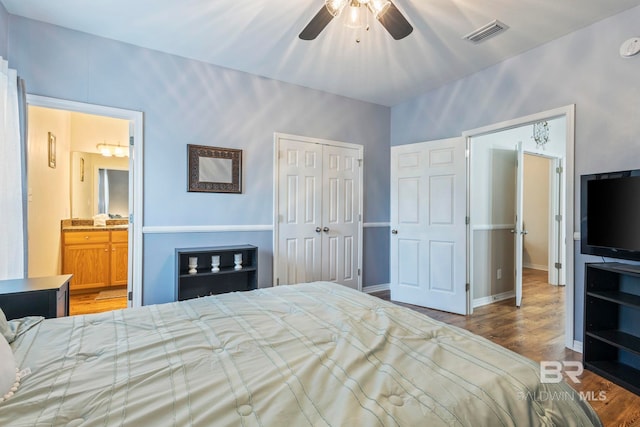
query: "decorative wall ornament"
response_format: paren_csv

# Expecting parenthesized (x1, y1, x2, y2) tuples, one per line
(532, 121, 549, 149)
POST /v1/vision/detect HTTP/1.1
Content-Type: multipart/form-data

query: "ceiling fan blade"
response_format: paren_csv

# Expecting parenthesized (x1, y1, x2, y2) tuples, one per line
(377, 1, 413, 40)
(299, 6, 334, 40)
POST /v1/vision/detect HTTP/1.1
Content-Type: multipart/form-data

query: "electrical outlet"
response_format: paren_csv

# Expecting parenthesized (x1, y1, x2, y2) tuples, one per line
(497, 268, 502, 280)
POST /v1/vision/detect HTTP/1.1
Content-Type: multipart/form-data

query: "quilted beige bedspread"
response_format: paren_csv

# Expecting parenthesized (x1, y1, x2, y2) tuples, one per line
(1, 282, 601, 426)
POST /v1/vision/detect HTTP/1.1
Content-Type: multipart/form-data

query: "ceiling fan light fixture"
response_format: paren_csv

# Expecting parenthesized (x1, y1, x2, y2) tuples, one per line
(300, 0, 411, 41)
(345, 2, 364, 29)
(325, 0, 348, 17)
(367, 0, 391, 19)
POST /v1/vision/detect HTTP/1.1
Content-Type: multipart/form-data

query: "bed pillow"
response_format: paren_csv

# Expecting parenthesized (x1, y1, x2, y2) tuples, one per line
(0, 309, 13, 343)
(0, 310, 44, 344)
(0, 335, 19, 403)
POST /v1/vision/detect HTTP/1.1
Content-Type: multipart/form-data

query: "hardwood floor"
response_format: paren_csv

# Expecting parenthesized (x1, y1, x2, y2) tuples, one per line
(69, 286, 128, 316)
(373, 268, 640, 427)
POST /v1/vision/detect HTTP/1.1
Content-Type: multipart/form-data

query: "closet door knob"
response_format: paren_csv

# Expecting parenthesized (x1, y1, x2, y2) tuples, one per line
(323, 227, 330, 233)
(391, 229, 398, 234)
(315, 227, 322, 233)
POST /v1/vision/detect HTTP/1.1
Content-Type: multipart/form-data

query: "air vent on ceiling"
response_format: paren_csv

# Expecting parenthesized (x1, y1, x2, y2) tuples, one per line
(463, 20, 509, 44)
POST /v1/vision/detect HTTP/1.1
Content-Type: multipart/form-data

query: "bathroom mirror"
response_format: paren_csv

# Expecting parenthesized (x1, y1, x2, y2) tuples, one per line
(70, 151, 129, 218)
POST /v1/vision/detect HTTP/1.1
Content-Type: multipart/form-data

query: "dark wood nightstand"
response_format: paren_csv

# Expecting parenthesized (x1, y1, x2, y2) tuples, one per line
(0, 274, 71, 320)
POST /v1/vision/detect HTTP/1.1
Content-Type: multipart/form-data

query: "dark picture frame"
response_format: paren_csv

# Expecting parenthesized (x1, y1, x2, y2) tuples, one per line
(187, 144, 242, 193)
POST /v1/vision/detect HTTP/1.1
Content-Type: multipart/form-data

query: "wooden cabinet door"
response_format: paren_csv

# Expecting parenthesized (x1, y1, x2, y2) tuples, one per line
(110, 230, 128, 286)
(110, 242, 128, 286)
(63, 243, 110, 290)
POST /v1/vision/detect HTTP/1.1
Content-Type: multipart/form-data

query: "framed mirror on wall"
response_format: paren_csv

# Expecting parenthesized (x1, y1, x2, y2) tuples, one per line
(187, 144, 242, 193)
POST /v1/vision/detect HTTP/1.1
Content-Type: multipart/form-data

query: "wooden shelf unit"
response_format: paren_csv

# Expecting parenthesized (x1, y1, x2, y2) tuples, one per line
(584, 262, 640, 396)
(175, 245, 257, 301)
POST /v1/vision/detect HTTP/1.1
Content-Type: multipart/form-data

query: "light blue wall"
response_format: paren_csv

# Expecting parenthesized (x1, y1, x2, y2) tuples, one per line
(391, 6, 640, 341)
(0, 3, 8, 58)
(7, 15, 391, 304)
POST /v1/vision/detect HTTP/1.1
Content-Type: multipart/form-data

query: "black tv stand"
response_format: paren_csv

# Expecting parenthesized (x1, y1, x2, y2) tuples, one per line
(584, 262, 640, 396)
(603, 263, 640, 275)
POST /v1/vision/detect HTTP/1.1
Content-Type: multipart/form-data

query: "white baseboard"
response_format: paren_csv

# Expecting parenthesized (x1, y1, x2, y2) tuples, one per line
(572, 340, 583, 353)
(523, 263, 548, 271)
(363, 283, 390, 294)
(473, 290, 515, 308)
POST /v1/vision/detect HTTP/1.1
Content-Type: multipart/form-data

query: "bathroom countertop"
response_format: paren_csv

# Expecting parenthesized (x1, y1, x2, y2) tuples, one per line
(61, 219, 129, 231)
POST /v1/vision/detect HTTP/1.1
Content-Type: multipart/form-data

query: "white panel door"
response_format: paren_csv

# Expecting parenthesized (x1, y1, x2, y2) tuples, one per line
(277, 137, 323, 285)
(276, 135, 362, 290)
(322, 144, 360, 290)
(390, 137, 467, 314)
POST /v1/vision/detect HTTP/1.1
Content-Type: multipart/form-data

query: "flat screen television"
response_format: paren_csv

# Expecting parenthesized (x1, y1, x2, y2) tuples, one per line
(581, 169, 640, 261)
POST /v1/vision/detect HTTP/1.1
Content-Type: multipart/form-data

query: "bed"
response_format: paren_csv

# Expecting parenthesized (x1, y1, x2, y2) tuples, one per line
(1, 281, 601, 426)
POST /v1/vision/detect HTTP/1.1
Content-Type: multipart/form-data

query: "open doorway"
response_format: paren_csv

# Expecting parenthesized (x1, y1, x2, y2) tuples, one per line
(465, 105, 576, 350)
(25, 96, 143, 313)
(523, 153, 564, 286)
(27, 107, 129, 315)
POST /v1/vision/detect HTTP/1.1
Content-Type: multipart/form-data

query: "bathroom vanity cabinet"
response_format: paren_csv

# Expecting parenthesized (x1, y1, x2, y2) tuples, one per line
(62, 229, 128, 291)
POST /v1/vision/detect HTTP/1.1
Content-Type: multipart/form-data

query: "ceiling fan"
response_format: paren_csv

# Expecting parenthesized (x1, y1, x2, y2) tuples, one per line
(299, 0, 413, 41)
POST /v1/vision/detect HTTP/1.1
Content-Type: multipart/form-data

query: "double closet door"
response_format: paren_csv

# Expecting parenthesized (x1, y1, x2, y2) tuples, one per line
(275, 134, 362, 290)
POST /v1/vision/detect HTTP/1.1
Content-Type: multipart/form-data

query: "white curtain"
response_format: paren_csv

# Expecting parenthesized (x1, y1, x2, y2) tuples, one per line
(0, 57, 24, 280)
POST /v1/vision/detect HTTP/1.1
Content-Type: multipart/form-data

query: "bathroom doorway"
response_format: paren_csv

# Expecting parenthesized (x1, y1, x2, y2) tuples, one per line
(25, 96, 143, 314)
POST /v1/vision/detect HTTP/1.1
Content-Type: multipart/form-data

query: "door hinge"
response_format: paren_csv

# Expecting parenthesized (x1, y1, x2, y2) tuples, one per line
(128, 291, 132, 301)
(276, 278, 280, 286)
(129, 136, 134, 146)
(465, 216, 470, 225)
(465, 283, 470, 292)
(129, 214, 134, 224)
(358, 159, 363, 167)
(556, 166, 563, 174)
(359, 214, 362, 222)
(555, 214, 562, 222)
(358, 268, 361, 276)
(555, 262, 562, 269)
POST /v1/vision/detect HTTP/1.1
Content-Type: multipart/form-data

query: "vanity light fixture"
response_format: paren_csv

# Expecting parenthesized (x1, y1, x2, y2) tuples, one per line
(96, 142, 128, 157)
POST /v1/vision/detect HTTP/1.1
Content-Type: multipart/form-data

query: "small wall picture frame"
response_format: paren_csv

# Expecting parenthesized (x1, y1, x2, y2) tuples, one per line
(187, 144, 242, 193)
(48, 132, 56, 169)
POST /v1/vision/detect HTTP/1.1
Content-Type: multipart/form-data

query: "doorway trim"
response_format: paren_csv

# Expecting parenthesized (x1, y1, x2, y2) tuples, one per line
(463, 104, 576, 350)
(26, 95, 144, 308)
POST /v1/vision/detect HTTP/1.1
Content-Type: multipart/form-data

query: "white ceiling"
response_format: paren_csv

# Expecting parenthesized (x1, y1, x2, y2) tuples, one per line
(3, 0, 640, 106)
